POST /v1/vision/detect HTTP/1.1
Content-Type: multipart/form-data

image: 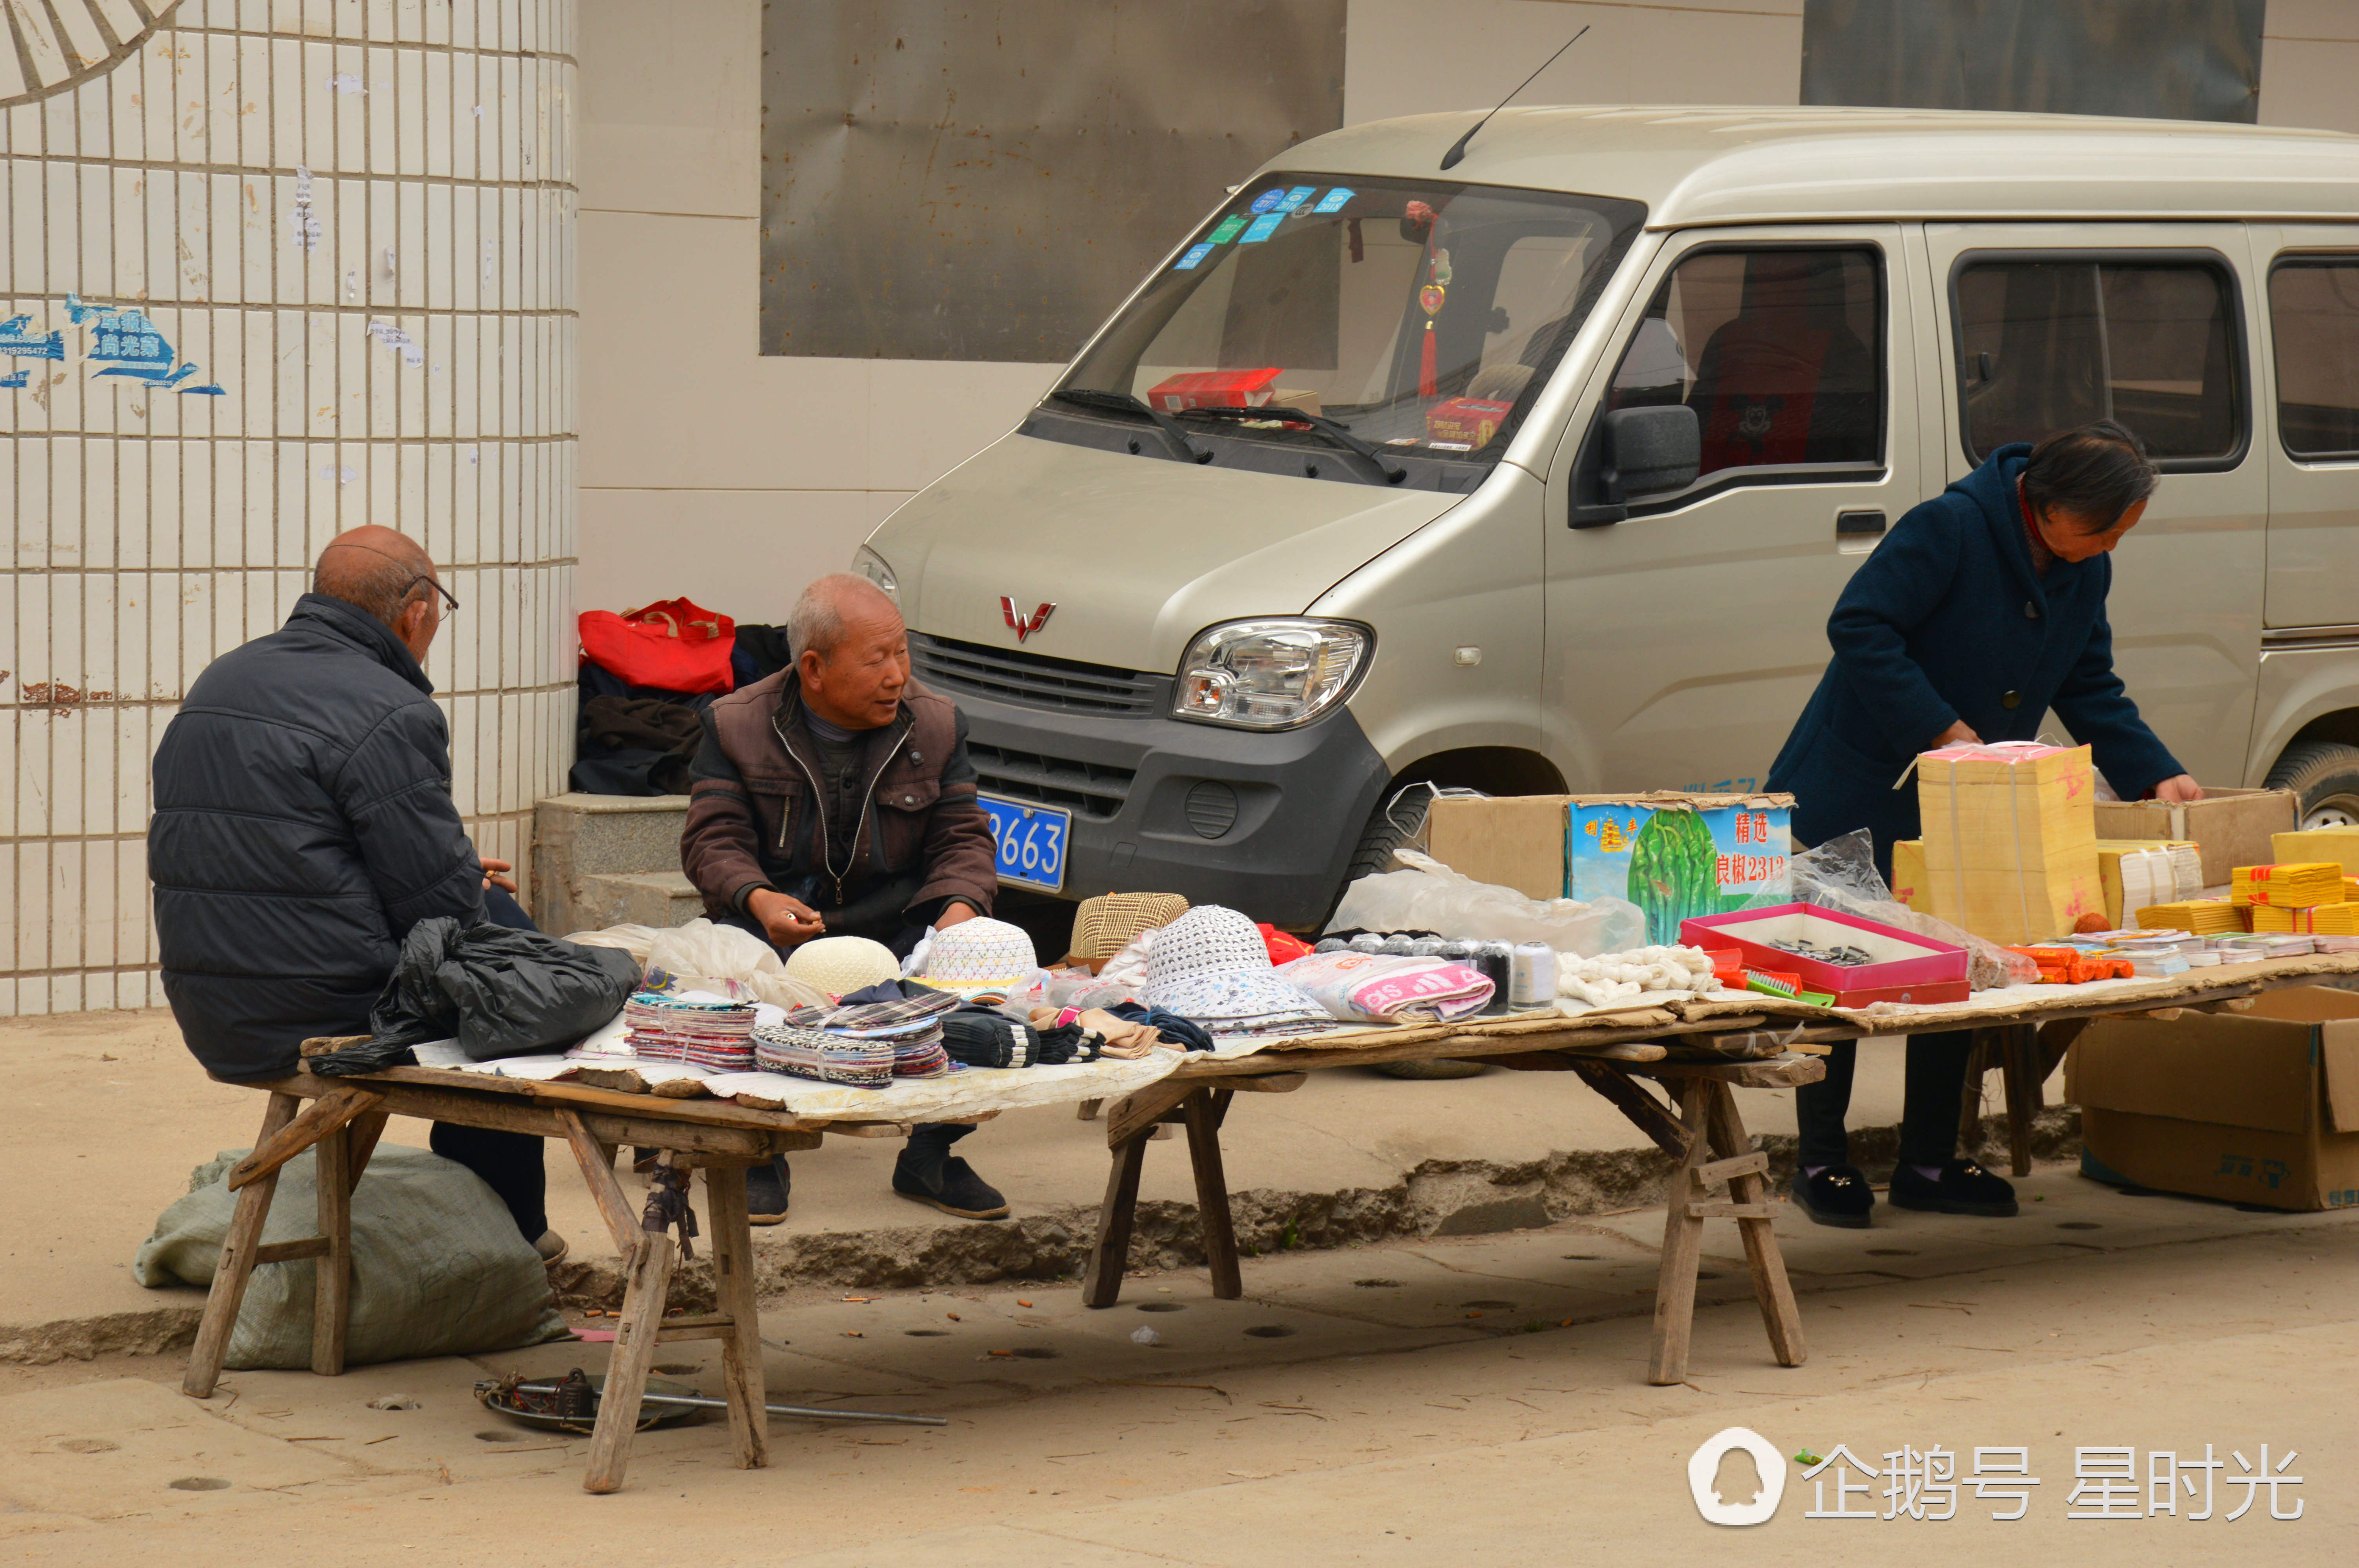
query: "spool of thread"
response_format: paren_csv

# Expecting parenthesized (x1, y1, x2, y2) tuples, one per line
(1314, 937, 1350, 954)
(1438, 940, 1476, 964)
(1407, 936, 1447, 957)
(1378, 934, 1418, 956)
(1509, 942, 1557, 1006)
(1474, 941, 1514, 1008)
(1348, 933, 1387, 953)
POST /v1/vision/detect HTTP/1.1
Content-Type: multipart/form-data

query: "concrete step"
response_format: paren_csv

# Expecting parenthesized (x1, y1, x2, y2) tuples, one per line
(530, 791, 693, 935)
(577, 870, 705, 931)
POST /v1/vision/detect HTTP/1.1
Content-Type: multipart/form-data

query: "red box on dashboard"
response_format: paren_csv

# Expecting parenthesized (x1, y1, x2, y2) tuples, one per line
(1424, 396, 1515, 450)
(1145, 368, 1281, 412)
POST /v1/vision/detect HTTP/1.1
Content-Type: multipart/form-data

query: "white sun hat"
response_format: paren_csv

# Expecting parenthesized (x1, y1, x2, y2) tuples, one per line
(784, 935, 901, 998)
(916, 916, 1039, 998)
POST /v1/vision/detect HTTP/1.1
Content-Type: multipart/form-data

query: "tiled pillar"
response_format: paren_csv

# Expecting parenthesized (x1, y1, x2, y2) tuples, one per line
(0, 1, 577, 1014)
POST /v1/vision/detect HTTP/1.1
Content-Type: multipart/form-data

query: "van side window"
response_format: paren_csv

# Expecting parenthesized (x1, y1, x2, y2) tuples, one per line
(2268, 260, 2359, 460)
(1606, 247, 1883, 486)
(1955, 259, 2241, 463)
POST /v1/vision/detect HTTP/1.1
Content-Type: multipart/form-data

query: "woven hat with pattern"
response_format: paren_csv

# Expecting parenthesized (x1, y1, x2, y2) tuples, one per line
(783, 935, 901, 998)
(918, 916, 1039, 996)
(1143, 905, 1272, 992)
(1068, 891, 1191, 970)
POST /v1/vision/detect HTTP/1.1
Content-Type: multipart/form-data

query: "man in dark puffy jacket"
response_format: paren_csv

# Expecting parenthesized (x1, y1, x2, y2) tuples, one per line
(149, 526, 559, 1258)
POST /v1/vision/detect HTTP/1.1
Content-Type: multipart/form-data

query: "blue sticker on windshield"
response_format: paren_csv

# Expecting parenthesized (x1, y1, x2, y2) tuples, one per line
(1273, 185, 1317, 212)
(1248, 189, 1284, 214)
(1311, 187, 1354, 214)
(1173, 243, 1216, 271)
(1208, 214, 1247, 244)
(1238, 212, 1285, 244)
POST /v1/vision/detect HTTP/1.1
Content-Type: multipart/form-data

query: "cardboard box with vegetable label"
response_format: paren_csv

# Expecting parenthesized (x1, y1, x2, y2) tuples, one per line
(1567, 793, 1793, 947)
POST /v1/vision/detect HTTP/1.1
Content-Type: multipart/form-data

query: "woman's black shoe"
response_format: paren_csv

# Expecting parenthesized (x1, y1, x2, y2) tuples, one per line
(1792, 1164, 1874, 1229)
(746, 1156, 791, 1225)
(1889, 1158, 2017, 1216)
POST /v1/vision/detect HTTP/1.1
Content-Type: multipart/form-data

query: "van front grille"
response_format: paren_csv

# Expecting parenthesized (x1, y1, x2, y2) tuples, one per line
(911, 633, 1162, 717)
(968, 742, 1136, 821)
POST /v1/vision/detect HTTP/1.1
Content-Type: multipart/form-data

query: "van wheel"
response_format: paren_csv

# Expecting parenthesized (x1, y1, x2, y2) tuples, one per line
(2265, 740, 2359, 830)
(1343, 787, 1431, 887)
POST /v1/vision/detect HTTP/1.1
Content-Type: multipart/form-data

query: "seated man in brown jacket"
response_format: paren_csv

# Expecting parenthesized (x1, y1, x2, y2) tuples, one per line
(680, 573, 1006, 1223)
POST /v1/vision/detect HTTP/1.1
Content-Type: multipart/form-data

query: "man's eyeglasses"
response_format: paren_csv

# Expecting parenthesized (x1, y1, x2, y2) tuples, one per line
(404, 574, 461, 617)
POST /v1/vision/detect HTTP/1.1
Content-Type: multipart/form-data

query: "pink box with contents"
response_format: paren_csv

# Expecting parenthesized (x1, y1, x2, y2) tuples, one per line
(1680, 903, 1970, 1008)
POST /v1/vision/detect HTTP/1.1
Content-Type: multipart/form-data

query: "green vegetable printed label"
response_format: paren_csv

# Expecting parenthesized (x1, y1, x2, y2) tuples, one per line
(1568, 802, 1793, 947)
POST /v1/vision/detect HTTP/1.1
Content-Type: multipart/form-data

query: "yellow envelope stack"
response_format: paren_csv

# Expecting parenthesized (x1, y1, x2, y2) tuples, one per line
(2270, 826, 2359, 875)
(2136, 899, 2247, 933)
(2096, 839, 2201, 927)
(2252, 903, 2359, 934)
(2229, 862, 2346, 907)
(1916, 743, 2102, 944)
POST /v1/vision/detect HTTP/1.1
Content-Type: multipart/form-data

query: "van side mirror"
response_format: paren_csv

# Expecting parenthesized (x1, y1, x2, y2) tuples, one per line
(1601, 405, 1700, 499)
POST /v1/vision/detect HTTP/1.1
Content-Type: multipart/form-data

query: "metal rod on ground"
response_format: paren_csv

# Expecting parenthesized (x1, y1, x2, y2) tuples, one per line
(509, 1381, 947, 1427)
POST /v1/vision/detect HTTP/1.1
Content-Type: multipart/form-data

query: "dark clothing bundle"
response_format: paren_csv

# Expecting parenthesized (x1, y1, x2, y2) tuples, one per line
(150, 594, 489, 1083)
(940, 1007, 1109, 1069)
(574, 695, 704, 795)
(1766, 443, 2184, 876)
(1110, 1002, 1215, 1053)
(680, 675, 997, 943)
(305, 916, 641, 1076)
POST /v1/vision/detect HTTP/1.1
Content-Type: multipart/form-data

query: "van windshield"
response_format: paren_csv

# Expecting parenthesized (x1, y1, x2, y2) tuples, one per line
(1041, 174, 1646, 486)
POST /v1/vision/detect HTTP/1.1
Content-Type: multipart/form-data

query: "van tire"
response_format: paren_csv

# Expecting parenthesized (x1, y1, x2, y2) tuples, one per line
(1342, 788, 1430, 889)
(2265, 740, 2359, 830)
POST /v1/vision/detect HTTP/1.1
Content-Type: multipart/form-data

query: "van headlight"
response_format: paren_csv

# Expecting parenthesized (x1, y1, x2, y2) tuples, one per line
(852, 544, 898, 603)
(1173, 620, 1371, 730)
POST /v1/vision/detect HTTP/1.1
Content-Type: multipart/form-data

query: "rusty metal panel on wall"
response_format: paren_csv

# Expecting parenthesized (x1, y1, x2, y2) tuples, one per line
(1802, 0, 2264, 124)
(760, 0, 1346, 362)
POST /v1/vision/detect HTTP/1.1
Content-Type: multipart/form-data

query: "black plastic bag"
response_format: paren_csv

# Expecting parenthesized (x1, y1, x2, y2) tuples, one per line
(313, 918, 641, 1076)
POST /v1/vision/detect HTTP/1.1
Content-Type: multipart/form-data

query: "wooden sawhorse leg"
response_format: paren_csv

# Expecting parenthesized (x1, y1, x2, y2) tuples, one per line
(1081, 1075, 1304, 1308)
(1645, 1073, 1806, 1386)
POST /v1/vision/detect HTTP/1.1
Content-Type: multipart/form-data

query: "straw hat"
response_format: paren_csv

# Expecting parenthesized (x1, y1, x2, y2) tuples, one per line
(917, 916, 1038, 997)
(1068, 892, 1190, 970)
(784, 935, 901, 998)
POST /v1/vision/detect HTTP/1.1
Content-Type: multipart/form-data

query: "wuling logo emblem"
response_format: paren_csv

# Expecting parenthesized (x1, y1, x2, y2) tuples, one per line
(1000, 598, 1055, 643)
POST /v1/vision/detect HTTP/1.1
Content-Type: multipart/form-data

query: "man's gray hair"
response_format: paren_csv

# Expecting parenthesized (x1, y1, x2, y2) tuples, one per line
(789, 573, 895, 662)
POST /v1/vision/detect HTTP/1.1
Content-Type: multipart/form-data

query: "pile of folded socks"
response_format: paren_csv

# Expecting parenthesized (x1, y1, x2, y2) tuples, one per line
(622, 990, 758, 1071)
(751, 1020, 895, 1087)
(778, 979, 959, 1079)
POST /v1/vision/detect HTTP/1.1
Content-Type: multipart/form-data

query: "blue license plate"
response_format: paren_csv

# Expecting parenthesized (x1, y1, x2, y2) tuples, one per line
(980, 795, 1071, 893)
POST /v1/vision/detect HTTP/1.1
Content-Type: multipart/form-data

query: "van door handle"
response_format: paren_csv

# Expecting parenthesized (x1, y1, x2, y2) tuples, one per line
(1836, 510, 1886, 537)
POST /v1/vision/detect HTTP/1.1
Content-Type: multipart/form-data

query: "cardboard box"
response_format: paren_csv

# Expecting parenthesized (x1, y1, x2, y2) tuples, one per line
(1143, 367, 1279, 411)
(1567, 793, 1793, 947)
(2272, 825, 2359, 875)
(1917, 743, 2101, 944)
(1412, 793, 1571, 902)
(2094, 787, 2297, 888)
(1423, 396, 1515, 451)
(2069, 986, 2359, 1211)
(1680, 903, 1969, 1008)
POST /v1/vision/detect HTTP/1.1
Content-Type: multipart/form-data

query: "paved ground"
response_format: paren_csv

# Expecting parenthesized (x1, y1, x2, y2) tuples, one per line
(0, 1165, 2349, 1565)
(5, 1006, 1954, 1355)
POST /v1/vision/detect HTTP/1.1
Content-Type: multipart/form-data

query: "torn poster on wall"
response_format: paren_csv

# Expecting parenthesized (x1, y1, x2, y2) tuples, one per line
(48, 296, 226, 394)
(365, 319, 425, 367)
(1, 311, 66, 392)
(287, 164, 322, 253)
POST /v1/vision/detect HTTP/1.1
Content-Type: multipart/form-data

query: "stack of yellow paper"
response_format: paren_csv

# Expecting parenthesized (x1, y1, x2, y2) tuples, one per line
(2229, 862, 2346, 907)
(1917, 743, 2101, 944)
(2270, 826, 2359, 875)
(2252, 903, 2359, 934)
(2137, 899, 2246, 934)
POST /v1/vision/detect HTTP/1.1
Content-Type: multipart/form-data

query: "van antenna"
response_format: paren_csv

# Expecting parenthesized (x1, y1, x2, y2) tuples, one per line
(1439, 24, 1590, 171)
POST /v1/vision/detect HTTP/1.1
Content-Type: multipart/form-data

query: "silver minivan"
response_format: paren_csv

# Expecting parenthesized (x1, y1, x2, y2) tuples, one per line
(856, 105, 2359, 926)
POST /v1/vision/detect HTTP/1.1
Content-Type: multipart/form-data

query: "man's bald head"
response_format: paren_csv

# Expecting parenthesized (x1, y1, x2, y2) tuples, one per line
(314, 527, 438, 630)
(789, 573, 900, 662)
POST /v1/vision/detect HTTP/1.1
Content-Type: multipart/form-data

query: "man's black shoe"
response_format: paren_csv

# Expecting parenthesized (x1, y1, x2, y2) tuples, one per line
(892, 1153, 1009, 1220)
(1889, 1158, 2017, 1217)
(746, 1157, 791, 1225)
(1792, 1164, 1874, 1229)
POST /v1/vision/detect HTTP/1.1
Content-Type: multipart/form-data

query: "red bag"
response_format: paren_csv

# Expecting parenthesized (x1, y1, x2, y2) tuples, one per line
(1258, 923, 1314, 966)
(578, 598, 737, 694)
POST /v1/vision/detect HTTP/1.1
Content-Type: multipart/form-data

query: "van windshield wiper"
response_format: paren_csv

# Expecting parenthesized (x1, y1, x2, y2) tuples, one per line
(1045, 387, 1212, 465)
(1178, 405, 1408, 485)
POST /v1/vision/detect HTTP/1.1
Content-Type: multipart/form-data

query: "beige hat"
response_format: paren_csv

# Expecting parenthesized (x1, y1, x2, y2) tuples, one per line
(1067, 892, 1190, 972)
(783, 935, 901, 998)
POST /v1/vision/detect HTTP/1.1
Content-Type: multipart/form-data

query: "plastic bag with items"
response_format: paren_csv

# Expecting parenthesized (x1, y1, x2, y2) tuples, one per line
(1325, 848, 1647, 958)
(1766, 829, 2037, 991)
(565, 917, 834, 1010)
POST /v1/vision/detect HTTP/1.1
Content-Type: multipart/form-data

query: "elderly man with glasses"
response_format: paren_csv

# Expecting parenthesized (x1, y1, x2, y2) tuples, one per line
(148, 526, 564, 1261)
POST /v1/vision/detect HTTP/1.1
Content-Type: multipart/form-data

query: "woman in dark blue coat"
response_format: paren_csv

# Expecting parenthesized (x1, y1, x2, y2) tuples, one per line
(1765, 421, 2199, 1229)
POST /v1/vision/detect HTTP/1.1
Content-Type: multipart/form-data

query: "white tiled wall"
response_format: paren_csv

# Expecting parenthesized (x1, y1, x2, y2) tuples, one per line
(0, 0, 577, 1014)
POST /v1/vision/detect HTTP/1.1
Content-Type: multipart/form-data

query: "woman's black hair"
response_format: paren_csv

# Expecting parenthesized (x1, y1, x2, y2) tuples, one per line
(2021, 420, 2160, 534)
